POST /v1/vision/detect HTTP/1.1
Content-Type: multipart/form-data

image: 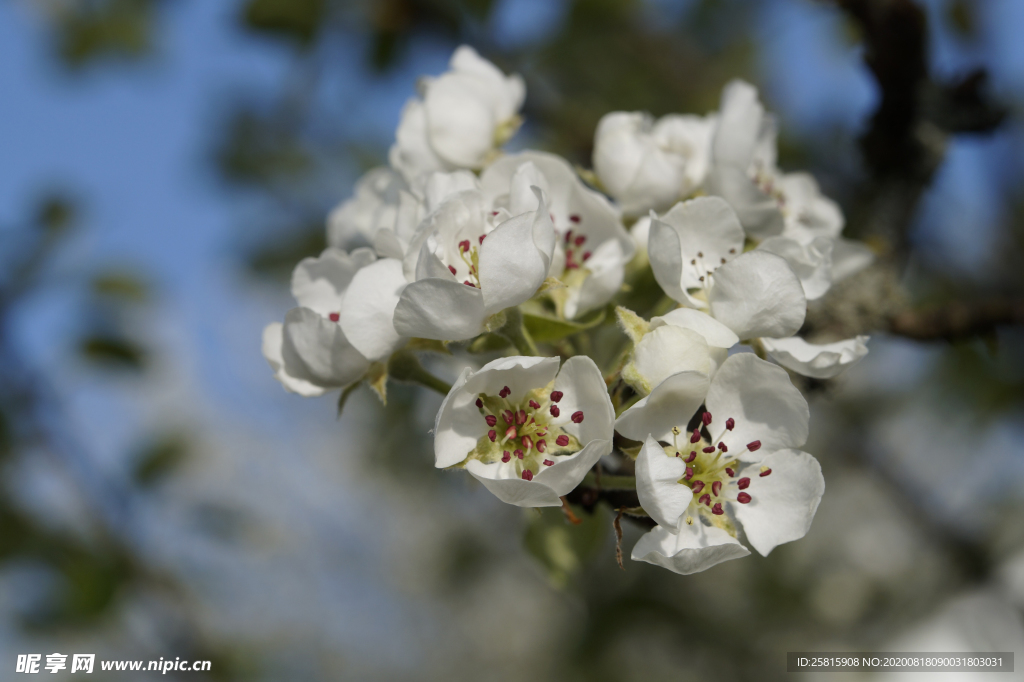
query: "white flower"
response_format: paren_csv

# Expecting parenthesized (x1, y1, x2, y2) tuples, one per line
(617, 354, 824, 574)
(326, 167, 411, 252)
(593, 111, 715, 217)
(705, 80, 873, 291)
(389, 46, 525, 184)
(262, 248, 376, 396)
(392, 173, 556, 341)
(647, 195, 868, 378)
(481, 151, 635, 318)
(434, 355, 614, 507)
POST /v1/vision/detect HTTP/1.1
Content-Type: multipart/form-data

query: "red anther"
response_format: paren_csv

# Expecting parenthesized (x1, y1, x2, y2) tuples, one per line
(712, 503, 724, 515)
(501, 451, 511, 463)
(737, 477, 750, 490)
(543, 459, 554, 467)
(712, 481, 722, 496)
(475, 398, 484, 409)
(505, 426, 517, 440)
(759, 468, 772, 477)
(515, 449, 524, 459)
(458, 239, 470, 252)
(464, 280, 475, 287)
(725, 467, 735, 477)
(328, 312, 340, 322)
(522, 470, 533, 481)
(747, 440, 762, 452)
(737, 492, 751, 504)
(485, 415, 497, 427)
(691, 480, 704, 494)
(582, 252, 591, 262)
(529, 400, 540, 409)
(699, 494, 711, 506)
(537, 440, 547, 453)
(447, 264, 457, 276)
(488, 430, 497, 442)
(574, 235, 586, 247)
(565, 262, 578, 269)
(516, 410, 527, 425)
(491, 211, 499, 216)
(550, 391, 563, 402)
(521, 435, 533, 451)
(690, 429, 700, 443)
(564, 230, 573, 243)
(478, 234, 486, 244)
(549, 405, 560, 418)
(685, 467, 694, 479)
(499, 386, 511, 398)
(569, 214, 581, 223)
(536, 429, 546, 436)
(702, 446, 715, 453)
(503, 410, 514, 424)
(555, 435, 569, 447)
(719, 443, 728, 453)
(702, 412, 712, 426)
(725, 418, 735, 431)
(686, 451, 696, 463)
(571, 411, 584, 423)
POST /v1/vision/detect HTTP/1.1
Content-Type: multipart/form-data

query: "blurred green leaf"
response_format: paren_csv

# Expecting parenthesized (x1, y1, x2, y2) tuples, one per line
(132, 434, 189, 486)
(523, 504, 609, 588)
(218, 110, 313, 186)
(247, 225, 326, 279)
(242, 0, 325, 46)
(35, 196, 76, 234)
(80, 335, 146, 370)
(466, 332, 511, 353)
(54, 0, 156, 67)
(92, 271, 149, 302)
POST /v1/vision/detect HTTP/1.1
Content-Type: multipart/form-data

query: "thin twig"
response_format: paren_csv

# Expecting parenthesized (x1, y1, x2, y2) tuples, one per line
(613, 508, 624, 571)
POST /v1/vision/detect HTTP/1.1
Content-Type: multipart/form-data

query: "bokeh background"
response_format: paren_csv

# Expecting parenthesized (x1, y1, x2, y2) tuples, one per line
(2, 0, 1024, 679)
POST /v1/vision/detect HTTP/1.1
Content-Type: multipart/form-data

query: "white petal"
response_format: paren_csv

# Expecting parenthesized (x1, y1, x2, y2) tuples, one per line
(275, 309, 369, 394)
(778, 172, 844, 241)
(326, 168, 406, 250)
(464, 459, 564, 507)
(533, 438, 612, 497)
(627, 326, 710, 396)
(388, 98, 451, 184)
(551, 356, 615, 445)
(757, 235, 834, 301)
(592, 112, 653, 203)
(652, 197, 745, 292)
(712, 79, 764, 169)
(291, 247, 375, 315)
(708, 251, 806, 340)
(651, 307, 739, 349)
(478, 188, 555, 314)
(631, 523, 749, 575)
(433, 367, 483, 468)
(568, 237, 626, 318)
(338, 258, 407, 361)
(830, 237, 874, 282)
(614, 370, 709, 442)
(462, 355, 561, 405)
(262, 322, 331, 397)
(705, 353, 809, 460)
(630, 215, 652, 252)
(762, 335, 870, 379)
(424, 73, 495, 168)
(424, 170, 480, 211)
(392, 278, 487, 341)
(635, 435, 691, 530)
(704, 166, 784, 240)
(732, 449, 824, 556)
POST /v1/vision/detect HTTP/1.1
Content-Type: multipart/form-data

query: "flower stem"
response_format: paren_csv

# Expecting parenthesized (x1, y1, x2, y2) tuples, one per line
(386, 349, 453, 396)
(498, 307, 539, 356)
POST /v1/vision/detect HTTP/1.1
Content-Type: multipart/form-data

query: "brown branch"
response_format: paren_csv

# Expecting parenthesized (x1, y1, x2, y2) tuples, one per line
(613, 509, 624, 571)
(889, 299, 1024, 341)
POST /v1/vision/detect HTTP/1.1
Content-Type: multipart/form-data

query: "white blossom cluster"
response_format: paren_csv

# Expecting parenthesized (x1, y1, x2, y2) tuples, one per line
(263, 46, 874, 575)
